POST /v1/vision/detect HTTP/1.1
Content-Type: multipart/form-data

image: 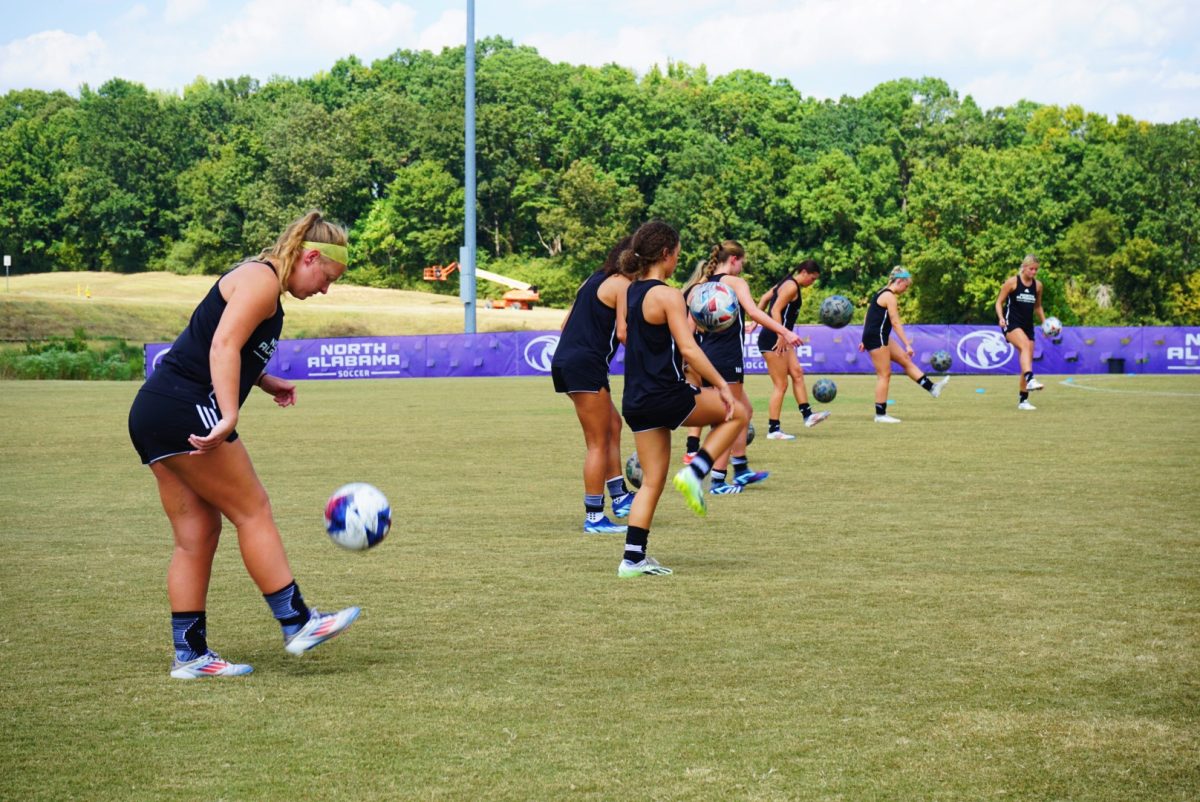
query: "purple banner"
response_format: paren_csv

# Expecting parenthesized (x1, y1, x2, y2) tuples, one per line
(145, 326, 1200, 380)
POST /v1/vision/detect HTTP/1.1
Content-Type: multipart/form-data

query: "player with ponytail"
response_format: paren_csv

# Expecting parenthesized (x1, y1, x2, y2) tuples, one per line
(128, 210, 361, 678)
(616, 221, 746, 577)
(756, 259, 829, 439)
(680, 241, 801, 493)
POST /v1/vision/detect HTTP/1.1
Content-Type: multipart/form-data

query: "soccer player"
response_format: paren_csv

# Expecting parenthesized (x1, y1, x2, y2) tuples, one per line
(552, 237, 636, 534)
(617, 221, 747, 577)
(859, 265, 949, 423)
(756, 259, 830, 439)
(996, 254, 1047, 410)
(679, 240, 801, 494)
(128, 211, 360, 679)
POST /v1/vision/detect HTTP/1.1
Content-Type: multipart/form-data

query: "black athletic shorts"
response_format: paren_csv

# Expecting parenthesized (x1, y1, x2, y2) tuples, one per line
(1002, 323, 1035, 340)
(128, 388, 239, 465)
(757, 329, 779, 352)
(700, 363, 744, 387)
(622, 384, 700, 433)
(862, 331, 889, 351)
(551, 361, 610, 394)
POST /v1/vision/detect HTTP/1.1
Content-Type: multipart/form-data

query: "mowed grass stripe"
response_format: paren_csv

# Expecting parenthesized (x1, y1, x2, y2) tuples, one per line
(0, 375, 1196, 800)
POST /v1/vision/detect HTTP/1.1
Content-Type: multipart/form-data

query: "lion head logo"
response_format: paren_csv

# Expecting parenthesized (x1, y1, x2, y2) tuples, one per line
(523, 335, 559, 372)
(956, 330, 1014, 370)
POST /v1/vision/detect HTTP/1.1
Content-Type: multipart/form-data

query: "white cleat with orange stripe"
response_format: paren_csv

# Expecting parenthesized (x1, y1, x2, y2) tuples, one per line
(285, 606, 361, 656)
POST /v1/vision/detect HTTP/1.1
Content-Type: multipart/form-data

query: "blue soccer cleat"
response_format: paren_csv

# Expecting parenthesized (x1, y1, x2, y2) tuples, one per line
(733, 470, 769, 486)
(611, 492, 635, 519)
(709, 482, 744, 495)
(584, 515, 628, 535)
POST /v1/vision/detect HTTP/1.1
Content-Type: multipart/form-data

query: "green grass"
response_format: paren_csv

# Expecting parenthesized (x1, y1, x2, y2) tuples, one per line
(1, 374, 1198, 800)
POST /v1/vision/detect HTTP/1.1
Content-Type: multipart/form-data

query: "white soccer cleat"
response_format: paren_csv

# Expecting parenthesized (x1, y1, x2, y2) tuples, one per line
(170, 651, 253, 680)
(1018, 400, 1037, 411)
(618, 556, 673, 578)
(874, 414, 902, 424)
(766, 430, 796, 440)
(930, 376, 950, 398)
(1026, 379, 1045, 391)
(284, 606, 360, 656)
(804, 411, 831, 428)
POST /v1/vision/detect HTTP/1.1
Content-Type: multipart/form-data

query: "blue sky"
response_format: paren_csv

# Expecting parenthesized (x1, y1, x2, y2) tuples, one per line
(2, 0, 1197, 122)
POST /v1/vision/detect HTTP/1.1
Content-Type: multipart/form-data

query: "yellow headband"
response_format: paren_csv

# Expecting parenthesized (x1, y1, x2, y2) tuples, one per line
(302, 241, 348, 266)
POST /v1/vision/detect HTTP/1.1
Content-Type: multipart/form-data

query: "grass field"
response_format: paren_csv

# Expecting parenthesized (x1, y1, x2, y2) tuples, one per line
(0, 272, 567, 342)
(1, 373, 1198, 800)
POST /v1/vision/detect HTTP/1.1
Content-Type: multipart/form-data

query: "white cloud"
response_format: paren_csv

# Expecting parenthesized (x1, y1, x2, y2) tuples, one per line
(526, 26, 668, 73)
(0, 30, 109, 92)
(165, 0, 209, 25)
(514, 0, 1199, 120)
(201, 0, 419, 77)
(416, 9, 464, 52)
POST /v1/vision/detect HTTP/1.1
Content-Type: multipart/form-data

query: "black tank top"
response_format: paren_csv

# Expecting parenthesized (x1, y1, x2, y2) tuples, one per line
(696, 275, 745, 370)
(1004, 275, 1037, 331)
(144, 263, 285, 407)
(623, 279, 686, 410)
(766, 276, 801, 330)
(552, 270, 619, 369)
(862, 288, 893, 344)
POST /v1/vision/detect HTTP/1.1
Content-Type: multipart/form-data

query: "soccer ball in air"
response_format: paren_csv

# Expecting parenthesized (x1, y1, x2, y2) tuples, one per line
(1042, 317, 1062, 338)
(688, 282, 739, 333)
(324, 483, 391, 551)
(812, 378, 837, 404)
(930, 349, 952, 373)
(818, 295, 854, 329)
(746, 421, 755, 446)
(625, 452, 643, 490)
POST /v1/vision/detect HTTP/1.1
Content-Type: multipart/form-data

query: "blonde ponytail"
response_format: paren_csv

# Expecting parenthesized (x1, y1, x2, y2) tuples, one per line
(681, 240, 744, 295)
(257, 210, 348, 296)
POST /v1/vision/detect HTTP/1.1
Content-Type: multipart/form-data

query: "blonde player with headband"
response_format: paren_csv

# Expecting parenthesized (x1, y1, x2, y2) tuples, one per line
(859, 265, 948, 423)
(128, 210, 361, 679)
(995, 254, 1047, 410)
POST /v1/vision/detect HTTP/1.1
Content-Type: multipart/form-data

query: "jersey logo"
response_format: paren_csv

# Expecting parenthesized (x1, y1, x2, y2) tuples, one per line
(254, 337, 278, 364)
(956, 330, 1015, 370)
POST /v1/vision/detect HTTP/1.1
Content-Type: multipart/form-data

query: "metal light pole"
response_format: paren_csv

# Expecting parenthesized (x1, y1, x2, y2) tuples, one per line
(460, 0, 477, 333)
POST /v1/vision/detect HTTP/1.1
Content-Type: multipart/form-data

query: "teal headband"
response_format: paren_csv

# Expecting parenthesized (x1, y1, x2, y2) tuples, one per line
(303, 240, 348, 266)
(890, 268, 912, 280)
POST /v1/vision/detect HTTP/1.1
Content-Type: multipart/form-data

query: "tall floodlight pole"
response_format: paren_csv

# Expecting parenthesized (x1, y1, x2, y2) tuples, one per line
(460, 0, 478, 333)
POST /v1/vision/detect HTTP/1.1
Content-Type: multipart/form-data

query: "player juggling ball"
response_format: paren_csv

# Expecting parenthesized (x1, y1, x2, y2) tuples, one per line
(128, 211, 361, 679)
(616, 220, 747, 578)
(859, 265, 949, 423)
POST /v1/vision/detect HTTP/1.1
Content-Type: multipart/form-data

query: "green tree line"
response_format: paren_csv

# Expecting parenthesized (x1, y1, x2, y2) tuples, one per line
(1, 37, 1197, 323)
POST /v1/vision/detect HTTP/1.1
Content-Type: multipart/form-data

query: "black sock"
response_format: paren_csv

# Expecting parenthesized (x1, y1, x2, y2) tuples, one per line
(918, 375, 934, 391)
(1020, 391, 1029, 403)
(623, 526, 649, 563)
(799, 403, 812, 420)
(263, 580, 310, 637)
(171, 611, 208, 662)
(768, 418, 781, 433)
(875, 402, 887, 416)
(711, 469, 727, 485)
(731, 455, 749, 476)
(1023, 371, 1033, 384)
(685, 435, 700, 454)
(689, 448, 714, 479)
